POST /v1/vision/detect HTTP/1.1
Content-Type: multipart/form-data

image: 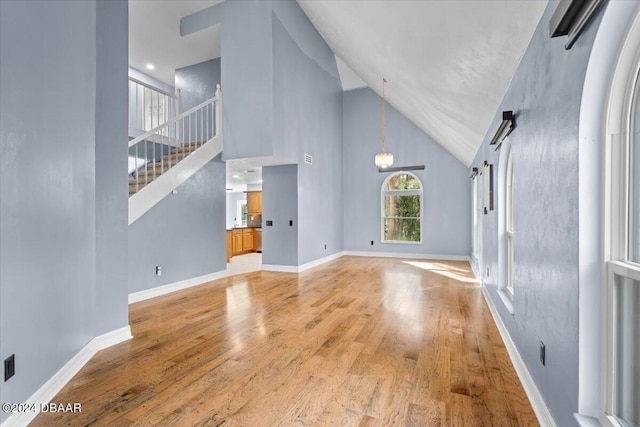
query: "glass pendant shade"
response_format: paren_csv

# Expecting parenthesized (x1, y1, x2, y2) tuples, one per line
(375, 152, 394, 169)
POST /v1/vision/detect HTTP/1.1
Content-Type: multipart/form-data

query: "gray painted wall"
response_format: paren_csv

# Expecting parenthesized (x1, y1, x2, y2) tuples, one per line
(182, 1, 274, 160)
(175, 58, 221, 143)
(271, 5, 344, 264)
(128, 157, 226, 294)
(471, 2, 609, 425)
(262, 165, 298, 266)
(182, 0, 344, 266)
(128, 57, 227, 294)
(226, 191, 246, 229)
(343, 88, 471, 256)
(95, 0, 129, 336)
(175, 58, 221, 112)
(0, 1, 128, 421)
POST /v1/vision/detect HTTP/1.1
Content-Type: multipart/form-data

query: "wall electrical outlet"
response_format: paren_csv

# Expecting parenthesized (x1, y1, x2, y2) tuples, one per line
(4, 354, 15, 382)
(371, 240, 374, 246)
(324, 244, 327, 249)
(156, 266, 162, 276)
(540, 341, 546, 366)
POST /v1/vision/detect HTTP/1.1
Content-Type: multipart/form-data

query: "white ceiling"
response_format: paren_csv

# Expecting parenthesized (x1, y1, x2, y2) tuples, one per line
(129, 0, 222, 85)
(129, 0, 548, 171)
(297, 0, 548, 166)
(225, 157, 292, 192)
(335, 56, 367, 91)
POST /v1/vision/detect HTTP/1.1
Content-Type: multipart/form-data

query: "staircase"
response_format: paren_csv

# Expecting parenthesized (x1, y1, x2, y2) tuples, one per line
(128, 85, 222, 225)
(129, 141, 207, 195)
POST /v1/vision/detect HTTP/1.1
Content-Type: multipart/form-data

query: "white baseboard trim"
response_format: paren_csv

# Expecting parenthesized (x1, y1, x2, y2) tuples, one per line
(262, 251, 470, 273)
(343, 250, 470, 262)
(480, 284, 557, 427)
(262, 251, 346, 273)
(1, 326, 132, 427)
(298, 251, 346, 272)
(128, 270, 228, 304)
(470, 255, 480, 279)
(261, 264, 299, 273)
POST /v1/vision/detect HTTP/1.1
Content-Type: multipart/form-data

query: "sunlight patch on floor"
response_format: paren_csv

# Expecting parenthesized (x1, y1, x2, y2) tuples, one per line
(402, 260, 479, 284)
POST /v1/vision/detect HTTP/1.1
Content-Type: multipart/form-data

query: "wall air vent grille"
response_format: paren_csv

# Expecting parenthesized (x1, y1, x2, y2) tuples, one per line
(304, 154, 313, 165)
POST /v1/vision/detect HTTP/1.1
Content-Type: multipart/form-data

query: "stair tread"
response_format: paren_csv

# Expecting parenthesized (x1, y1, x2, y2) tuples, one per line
(129, 140, 210, 197)
(171, 143, 205, 153)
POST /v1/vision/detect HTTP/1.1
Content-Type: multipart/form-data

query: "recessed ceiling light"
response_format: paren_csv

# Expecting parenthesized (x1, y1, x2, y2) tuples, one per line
(233, 174, 239, 178)
(146, 63, 155, 70)
(258, 179, 263, 183)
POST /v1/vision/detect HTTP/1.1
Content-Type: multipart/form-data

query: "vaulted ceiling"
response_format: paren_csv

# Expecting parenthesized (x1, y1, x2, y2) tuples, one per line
(297, 0, 548, 166)
(129, 0, 222, 85)
(130, 0, 549, 167)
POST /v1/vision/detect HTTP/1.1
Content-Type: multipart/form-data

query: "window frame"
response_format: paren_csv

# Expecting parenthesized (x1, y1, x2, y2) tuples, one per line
(380, 172, 423, 244)
(236, 199, 247, 227)
(472, 176, 479, 258)
(602, 10, 640, 426)
(505, 150, 515, 296)
(474, 175, 483, 274)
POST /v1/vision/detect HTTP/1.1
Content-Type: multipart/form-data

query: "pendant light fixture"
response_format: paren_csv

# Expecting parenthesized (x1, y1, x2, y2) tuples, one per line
(375, 77, 394, 169)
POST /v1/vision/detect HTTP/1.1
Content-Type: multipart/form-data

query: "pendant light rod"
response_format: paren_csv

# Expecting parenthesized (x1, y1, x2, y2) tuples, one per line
(375, 76, 393, 169)
(382, 77, 387, 152)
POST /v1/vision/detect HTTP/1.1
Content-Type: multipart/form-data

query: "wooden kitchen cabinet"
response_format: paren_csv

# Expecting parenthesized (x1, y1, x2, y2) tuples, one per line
(231, 228, 256, 256)
(246, 191, 262, 214)
(255, 229, 262, 253)
(232, 229, 243, 255)
(226, 230, 232, 262)
(242, 228, 254, 251)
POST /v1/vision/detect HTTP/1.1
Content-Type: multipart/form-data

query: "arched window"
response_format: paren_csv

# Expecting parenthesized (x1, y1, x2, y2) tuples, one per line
(381, 172, 422, 243)
(603, 9, 640, 426)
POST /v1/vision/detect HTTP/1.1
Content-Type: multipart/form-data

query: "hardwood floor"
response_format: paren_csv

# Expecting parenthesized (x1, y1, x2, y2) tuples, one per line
(31, 256, 538, 426)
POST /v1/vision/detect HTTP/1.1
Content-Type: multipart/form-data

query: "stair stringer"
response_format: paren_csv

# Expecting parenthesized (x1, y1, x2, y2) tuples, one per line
(128, 135, 223, 225)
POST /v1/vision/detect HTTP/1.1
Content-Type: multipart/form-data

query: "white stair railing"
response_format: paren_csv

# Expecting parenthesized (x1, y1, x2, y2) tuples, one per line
(129, 84, 221, 195)
(128, 77, 177, 133)
(128, 85, 223, 225)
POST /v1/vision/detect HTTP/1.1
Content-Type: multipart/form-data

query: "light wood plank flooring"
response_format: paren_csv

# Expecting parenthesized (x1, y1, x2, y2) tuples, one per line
(31, 256, 538, 426)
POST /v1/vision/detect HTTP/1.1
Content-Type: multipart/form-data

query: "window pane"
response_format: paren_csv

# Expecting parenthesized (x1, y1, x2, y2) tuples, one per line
(384, 218, 421, 241)
(241, 202, 247, 223)
(386, 173, 421, 190)
(506, 152, 514, 232)
(613, 274, 640, 425)
(385, 195, 420, 218)
(144, 87, 152, 131)
(630, 90, 640, 262)
(506, 234, 514, 294)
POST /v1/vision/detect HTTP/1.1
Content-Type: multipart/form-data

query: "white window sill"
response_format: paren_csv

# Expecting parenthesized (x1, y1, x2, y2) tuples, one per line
(574, 413, 602, 427)
(497, 289, 515, 315)
(381, 240, 422, 245)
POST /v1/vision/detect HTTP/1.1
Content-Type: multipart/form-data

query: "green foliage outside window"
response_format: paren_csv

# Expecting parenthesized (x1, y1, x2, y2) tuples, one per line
(383, 173, 422, 242)
(241, 202, 248, 224)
